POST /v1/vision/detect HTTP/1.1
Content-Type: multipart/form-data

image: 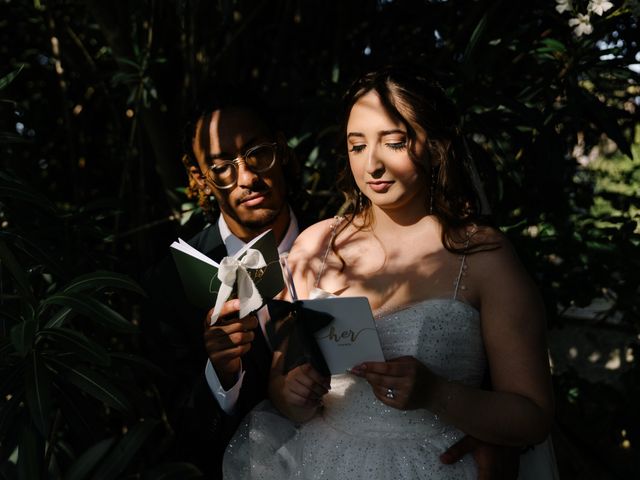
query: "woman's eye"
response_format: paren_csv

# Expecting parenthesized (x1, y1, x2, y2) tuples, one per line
(387, 141, 407, 151)
(349, 144, 366, 153)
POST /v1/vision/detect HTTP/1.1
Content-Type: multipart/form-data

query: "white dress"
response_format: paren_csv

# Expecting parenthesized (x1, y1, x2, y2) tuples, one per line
(225, 298, 491, 479)
(224, 221, 559, 479)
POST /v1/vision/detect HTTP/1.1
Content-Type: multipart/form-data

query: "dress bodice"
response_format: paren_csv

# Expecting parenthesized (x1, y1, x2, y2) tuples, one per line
(322, 298, 486, 440)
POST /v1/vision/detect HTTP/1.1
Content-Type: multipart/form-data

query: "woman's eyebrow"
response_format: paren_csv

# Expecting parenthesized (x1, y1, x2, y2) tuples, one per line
(347, 129, 406, 139)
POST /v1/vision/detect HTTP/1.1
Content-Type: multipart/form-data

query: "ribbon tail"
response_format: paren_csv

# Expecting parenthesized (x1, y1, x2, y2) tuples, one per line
(237, 269, 264, 318)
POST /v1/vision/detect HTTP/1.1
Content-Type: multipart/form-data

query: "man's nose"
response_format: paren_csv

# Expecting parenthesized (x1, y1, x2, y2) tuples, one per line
(236, 159, 261, 188)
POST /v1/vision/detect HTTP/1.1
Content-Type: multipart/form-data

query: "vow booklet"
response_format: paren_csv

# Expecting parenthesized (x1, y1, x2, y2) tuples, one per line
(301, 297, 385, 375)
(170, 229, 284, 310)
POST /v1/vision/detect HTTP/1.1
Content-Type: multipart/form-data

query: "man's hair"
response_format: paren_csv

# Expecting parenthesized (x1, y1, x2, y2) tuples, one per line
(180, 84, 301, 220)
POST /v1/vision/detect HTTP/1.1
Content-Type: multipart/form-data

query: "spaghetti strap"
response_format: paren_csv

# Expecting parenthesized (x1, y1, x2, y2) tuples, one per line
(314, 216, 343, 289)
(453, 234, 472, 300)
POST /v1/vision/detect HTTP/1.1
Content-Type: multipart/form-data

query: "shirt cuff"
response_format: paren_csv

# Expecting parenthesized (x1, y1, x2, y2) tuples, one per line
(205, 360, 245, 415)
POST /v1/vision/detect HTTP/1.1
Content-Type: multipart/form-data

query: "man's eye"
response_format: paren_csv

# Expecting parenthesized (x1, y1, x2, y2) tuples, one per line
(349, 145, 366, 153)
(212, 163, 233, 174)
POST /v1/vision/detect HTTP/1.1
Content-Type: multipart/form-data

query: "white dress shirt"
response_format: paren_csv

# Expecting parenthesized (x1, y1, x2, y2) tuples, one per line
(204, 208, 299, 414)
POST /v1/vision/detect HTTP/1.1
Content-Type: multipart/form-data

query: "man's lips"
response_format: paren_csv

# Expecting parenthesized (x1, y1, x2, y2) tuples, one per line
(239, 191, 269, 207)
(366, 181, 394, 193)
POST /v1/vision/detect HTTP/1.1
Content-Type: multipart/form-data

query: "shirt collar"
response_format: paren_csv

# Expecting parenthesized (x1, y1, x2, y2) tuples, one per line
(217, 206, 299, 257)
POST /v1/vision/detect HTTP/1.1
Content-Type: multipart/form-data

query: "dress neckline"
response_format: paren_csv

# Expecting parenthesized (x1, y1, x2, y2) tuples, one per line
(373, 297, 480, 320)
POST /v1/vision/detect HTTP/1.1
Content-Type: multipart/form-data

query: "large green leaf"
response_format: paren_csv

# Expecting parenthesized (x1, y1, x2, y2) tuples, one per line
(51, 360, 132, 413)
(0, 239, 35, 305)
(41, 293, 137, 333)
(42, 306, 74, 330)
(24, 352, 52, 437)
(92, 420, 159, 480)
(9, 320, 36, 357)
(62, 270, 146, 297)
(63, 437, 116, 480)
(39, 328, 110, 366)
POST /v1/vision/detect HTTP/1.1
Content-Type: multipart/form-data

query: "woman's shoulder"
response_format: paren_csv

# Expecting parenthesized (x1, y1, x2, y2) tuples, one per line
(289, 217, 342, 257)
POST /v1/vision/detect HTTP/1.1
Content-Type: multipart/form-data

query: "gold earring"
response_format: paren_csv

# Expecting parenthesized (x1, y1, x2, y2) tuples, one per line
(204, 186, 212, 195)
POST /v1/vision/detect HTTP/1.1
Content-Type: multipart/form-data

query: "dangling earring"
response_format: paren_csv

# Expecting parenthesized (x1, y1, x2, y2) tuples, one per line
(430, 170, 436, 215)
(204, 186, 212, 195)
(355, 190, 362, 212)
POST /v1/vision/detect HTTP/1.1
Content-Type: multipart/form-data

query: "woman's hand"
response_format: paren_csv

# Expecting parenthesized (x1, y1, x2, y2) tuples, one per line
(282, 363, 331, 408)
(350, 356, 439, 410)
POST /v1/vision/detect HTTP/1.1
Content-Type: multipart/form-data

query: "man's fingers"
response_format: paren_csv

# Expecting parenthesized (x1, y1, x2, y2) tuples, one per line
(217, 299, 241, 318)
(439, 435, 479, 465)
(210, 343, 251, 363)
(206, 315, 259, 336)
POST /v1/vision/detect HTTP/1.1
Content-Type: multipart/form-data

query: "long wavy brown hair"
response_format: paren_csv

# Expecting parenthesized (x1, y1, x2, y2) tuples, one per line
(332, 65, 496, 261)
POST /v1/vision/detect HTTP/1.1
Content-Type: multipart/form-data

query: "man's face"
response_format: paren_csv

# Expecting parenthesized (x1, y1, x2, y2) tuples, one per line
(191, 108, 288, 236)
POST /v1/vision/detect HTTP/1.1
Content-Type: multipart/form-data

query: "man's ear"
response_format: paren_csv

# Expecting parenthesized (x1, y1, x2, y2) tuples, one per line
(188, 165, 207, 190)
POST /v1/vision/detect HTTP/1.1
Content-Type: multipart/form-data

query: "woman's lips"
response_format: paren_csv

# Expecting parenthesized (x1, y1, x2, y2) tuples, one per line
(367, 181, 394, 193)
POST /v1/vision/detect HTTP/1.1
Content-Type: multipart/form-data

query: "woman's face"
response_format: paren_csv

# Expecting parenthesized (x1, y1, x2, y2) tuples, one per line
(346, 90, 428, 214)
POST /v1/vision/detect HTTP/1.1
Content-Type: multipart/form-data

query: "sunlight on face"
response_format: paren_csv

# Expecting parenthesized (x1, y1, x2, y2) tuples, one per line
(346, 91, 428, 214)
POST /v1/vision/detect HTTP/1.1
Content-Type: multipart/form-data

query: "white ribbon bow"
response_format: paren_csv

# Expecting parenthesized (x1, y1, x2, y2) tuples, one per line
(209, 248, 267, 325)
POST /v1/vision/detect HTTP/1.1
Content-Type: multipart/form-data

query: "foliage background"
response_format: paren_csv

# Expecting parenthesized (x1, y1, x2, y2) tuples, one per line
(0, 0, 638, 478)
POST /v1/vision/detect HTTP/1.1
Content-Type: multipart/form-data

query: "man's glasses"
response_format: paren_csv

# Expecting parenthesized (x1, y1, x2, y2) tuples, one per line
(205, 142, 278, 189)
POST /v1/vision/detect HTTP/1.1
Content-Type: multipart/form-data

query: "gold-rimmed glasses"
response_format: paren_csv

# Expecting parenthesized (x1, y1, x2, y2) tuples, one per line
(205, 142, 278, 189)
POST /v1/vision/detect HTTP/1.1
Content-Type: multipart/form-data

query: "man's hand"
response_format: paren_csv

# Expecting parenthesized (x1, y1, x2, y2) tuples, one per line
(440, 435, 520, 480)
(203, 299, 258, 389)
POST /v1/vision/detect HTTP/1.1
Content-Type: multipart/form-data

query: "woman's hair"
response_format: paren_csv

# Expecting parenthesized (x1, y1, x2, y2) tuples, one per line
(333, 65, 495, 258)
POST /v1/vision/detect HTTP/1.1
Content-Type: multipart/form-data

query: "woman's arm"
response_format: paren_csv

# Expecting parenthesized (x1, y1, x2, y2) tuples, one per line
(352, 231, 554, 447)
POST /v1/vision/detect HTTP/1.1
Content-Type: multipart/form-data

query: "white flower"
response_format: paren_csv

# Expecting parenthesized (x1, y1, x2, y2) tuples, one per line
(555, 0, 572, 14)
(588, 0, 614, 16)
(568, 13, 594, 36)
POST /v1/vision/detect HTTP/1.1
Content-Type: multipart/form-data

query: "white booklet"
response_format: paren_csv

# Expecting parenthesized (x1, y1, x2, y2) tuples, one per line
(301, 296, 385, 375)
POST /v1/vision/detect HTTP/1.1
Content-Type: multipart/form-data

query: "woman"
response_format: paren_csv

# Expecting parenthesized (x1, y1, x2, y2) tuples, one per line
(224, 66, 556, 479)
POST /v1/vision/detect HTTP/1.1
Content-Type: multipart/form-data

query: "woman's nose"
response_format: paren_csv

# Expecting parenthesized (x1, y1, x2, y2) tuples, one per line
(365, 148, 384, 177)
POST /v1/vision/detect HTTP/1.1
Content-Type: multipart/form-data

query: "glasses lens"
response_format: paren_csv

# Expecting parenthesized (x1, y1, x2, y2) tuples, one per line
(245, 144, 276, 172)
(208, 162, 236, 188)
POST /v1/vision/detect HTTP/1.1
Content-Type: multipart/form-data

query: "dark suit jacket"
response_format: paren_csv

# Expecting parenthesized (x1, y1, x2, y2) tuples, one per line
(141, 221, 272, 479)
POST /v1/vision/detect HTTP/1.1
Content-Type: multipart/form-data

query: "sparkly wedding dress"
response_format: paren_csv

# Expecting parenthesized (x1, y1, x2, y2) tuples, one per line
(223, 229, 559, 479)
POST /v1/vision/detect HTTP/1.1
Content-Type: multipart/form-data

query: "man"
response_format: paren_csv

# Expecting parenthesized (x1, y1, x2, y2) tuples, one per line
(143, 102, 519, 480)
(142, 103, 300, 479)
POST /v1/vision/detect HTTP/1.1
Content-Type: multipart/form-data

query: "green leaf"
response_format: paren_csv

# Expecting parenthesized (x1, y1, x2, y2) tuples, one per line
(0, 64, 24, 90)
(92, 420, 159, 480)
(0, 239, 35, 305)
(0, 391, 21, 449)
(10, 320, 36, 357)
(0, 177, 57, 214)
(64, 437, 116, 480)
(41, 293, 137, 333)
(17, 423, 42, 480)
(39, 328, 111, 366)
(52, 360, 132, 413)
(25, 352, 51, 437)
(42, 306, 74, 329)
(63, 270, 146, 297)
(462, 13, 488, 64)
